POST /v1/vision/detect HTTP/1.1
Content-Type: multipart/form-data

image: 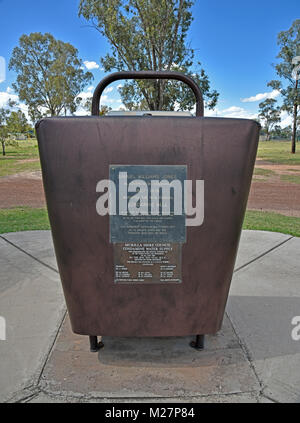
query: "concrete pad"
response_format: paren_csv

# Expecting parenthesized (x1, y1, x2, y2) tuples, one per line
(1, 229, 299, 403)
(227, 236, 300, 403)
(28, 391, 259, 403)
(0, 237, 65, 402)
(1, 231, 58, 271)
(40, 314, 259, 400)
(234, 230, 291, 270)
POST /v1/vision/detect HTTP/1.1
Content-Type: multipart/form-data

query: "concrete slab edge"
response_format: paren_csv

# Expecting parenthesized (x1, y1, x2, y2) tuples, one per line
(23, 387, 263, 403)
(2, 307, 67, 403)
(234, 235, 294, 273)
(0, 234, 58, 273)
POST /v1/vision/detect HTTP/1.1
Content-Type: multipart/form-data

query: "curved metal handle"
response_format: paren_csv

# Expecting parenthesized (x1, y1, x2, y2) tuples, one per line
(91, 71, 204, 117)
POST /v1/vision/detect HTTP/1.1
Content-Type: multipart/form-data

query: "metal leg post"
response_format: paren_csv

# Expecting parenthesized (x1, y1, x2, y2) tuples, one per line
(190, 334, 205, 350)
(89, 335, 104, 352)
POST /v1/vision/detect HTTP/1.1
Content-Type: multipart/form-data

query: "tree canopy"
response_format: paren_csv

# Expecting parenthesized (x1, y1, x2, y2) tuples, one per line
(9, 32, 93, 119)
(79, 0, 218, 112)
(0, 107, 29, 156)
(258, 98, 281, 140)
(6, 110, 29, 134)
(268, 19, 300, 152)
(0, 108, 10, 156)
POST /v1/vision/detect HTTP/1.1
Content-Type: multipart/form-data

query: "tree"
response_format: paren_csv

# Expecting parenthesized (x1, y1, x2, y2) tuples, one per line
(6, 110, 29, 135)
(0, 108, 22, 156)
(0, 108, 9, 156)
(79, 0, 218, 112)
(268, 19, 300, 153)
(9, 32, 93, 119)
(272, 124, 293, 140)
(83, 97, 112, 115)
(258, 98, 281, 140)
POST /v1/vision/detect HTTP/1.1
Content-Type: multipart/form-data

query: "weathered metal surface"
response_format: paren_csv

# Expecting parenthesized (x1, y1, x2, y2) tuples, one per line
(36, 114, 260, 337)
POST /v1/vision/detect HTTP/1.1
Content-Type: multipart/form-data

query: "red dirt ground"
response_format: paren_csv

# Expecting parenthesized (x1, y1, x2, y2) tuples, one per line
(0, 165, 300, 217)
(0, 171, 46, 209)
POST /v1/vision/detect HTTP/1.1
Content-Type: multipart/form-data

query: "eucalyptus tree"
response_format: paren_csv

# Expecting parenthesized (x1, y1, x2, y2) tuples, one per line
(79, 0, 218, 112)
(258, 98, 281, 140)
(9, 32, 93, 119)
(268, 19, 300, 153)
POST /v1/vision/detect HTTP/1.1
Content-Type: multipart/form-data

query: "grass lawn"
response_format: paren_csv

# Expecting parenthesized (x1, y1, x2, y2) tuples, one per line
(1, 139, 300, 177)
(253, 167, 275, 176)
(280, 174, 300, 184)
(0, 139, 40, 177)
(243, 210, 300, 237)
(257, 140, 300, 165)
(0, 207, 299, 237)
(0, 208, 49, 233)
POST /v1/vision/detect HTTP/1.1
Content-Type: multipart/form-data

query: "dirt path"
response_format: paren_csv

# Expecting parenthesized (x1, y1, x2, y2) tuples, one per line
(0, 171, 46, 209)
(249, 162, 300, 217)
(248, 181, 300, 217)
(0, 164, 300, 217)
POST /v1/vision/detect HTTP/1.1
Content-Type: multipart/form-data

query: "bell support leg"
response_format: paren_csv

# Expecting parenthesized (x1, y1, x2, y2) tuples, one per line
(190, 334, 205, 350)
(89, 335, 104, 352)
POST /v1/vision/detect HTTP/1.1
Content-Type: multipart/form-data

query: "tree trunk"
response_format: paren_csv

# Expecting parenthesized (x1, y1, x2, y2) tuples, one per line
(291, 79, 298, 154)
(1, 141, 5, 156)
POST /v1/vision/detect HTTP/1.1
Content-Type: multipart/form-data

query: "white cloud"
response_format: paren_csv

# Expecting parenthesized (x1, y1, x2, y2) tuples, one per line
(76, 89, 93, 101)
(241, 90, 280, 103)
(83, 60, 100, 70)
(280, 111, 292, 128)
(104, 86, 113, 93)
(73, 107, 89, 116)
(222, 106, 245, 113)
(75, 87, 123, 114)
(203, 105, 257, 120)
(0, 87, 19, 107)
(99, 94, 122, 104)
(0, 85, 124, 120)
(190, 102, 257, 119)
(0, 87, 30, 120)
(117, 84, 123, 89)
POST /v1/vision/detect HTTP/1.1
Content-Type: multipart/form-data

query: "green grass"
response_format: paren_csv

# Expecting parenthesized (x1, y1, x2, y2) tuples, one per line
(0, 139, 40, 177)
(257, 140, 300, 165)
(243, 210, 300, 237)
(0, 207, 49, 234)
(0, 207, 299, 237)
(253, 167, 275, 176)
(280, 174, 300, 184)
(1, 140, 300, 177)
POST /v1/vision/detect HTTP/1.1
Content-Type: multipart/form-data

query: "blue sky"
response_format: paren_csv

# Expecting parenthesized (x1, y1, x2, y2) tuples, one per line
(0, 0, 298, 125)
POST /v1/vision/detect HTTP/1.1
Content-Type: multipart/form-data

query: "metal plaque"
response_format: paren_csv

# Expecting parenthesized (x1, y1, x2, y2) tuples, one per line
(110, 165, 187, 243)
(110, 165, 186, 284)
(114, 242, 182, 284)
